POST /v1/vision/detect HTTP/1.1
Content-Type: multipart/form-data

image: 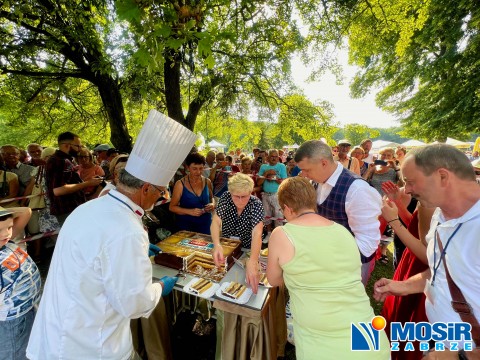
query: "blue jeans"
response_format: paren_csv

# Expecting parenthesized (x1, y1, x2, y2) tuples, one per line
(0, 308, 35, 360)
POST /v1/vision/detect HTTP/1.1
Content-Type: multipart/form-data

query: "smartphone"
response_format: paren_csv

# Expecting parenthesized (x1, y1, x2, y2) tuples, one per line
(374, 159, 388, 166)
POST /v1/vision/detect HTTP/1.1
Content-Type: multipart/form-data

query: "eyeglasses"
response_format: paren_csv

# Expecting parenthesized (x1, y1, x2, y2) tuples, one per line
(150, 184, 168, 197)
(232, 194, 250, 200)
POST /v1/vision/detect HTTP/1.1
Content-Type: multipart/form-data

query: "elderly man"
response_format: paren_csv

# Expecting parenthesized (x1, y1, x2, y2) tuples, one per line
(26, 143, 45, 167)
(0, 145, 35, 197)
(203, 150, 216, 178)
(295, 140, 382, 285)
(27, 110, 195, 360)
(257, 149, 287, 230)
(335, 139, 361, 175)
(374, 144, 480, 358)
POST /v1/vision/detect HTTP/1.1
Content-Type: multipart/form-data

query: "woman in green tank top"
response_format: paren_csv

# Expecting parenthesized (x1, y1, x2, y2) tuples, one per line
(267, 177, 390, 359)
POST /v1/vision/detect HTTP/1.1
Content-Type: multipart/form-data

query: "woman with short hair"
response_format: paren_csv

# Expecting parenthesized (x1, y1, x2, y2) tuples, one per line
(267, 177, 390, 359)
(240, 156, 261, 195)
(351, 146, 368, 176)
(169, 152, 214, 234)
(211, 173, 265, 293)
(77, 149, 105, 199)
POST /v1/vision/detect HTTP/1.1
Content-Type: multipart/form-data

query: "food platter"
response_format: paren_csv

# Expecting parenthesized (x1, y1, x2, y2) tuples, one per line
(183, 277, 220, 299)
(215, 281, 253, 304)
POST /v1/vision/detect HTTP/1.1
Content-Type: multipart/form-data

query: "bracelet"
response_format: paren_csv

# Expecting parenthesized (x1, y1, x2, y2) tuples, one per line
(458, 349, 468, 360)
(387, 218, 400, 224)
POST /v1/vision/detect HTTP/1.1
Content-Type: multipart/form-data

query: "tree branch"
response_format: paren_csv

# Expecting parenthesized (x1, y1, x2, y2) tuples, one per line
(0, 67, 87, 80)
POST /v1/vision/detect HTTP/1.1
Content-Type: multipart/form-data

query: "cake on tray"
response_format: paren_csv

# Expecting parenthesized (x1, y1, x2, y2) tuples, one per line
(154, 231, 242, 282)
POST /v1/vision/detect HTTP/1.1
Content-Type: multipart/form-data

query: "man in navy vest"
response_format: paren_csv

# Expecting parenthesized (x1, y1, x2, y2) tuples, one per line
(295, 140, 382, 285)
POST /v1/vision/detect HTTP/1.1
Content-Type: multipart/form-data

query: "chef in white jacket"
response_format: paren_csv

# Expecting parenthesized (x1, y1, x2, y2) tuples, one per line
(26, 111, 198, 360)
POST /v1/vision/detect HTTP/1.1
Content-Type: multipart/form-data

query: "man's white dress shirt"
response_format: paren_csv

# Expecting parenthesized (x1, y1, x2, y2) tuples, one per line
(316, 163, 382, 257)
(425, 200, 480, 348)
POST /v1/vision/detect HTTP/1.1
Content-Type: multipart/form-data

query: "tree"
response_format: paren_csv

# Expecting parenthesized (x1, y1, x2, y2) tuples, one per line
(338, 0, 480, 140)
(116, 0, 307, 131)
(343, 123, 380, 146)
(0, 0, 134, 150)
(271, 93, 336, 147)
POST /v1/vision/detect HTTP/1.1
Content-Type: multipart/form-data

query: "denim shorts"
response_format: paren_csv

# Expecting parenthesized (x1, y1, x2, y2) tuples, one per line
(0, 308, 35, 360)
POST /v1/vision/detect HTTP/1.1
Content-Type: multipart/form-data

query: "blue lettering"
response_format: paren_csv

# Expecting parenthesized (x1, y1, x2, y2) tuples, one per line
(465, 343, 473, 351)
(391, 342, 399, 351)
(431, 323, 448, 341)
(391, 322, 415, 341)
(420, 342, 429, 351)
(415, 322, 432, 341)
(405, 342, 414, 351)
(435, 343, 445, 351)
(450, 342, 458, 351)
(454, 323, 472, 341)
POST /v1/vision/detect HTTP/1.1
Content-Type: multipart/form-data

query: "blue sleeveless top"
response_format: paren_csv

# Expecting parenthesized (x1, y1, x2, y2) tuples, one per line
(175, 178, 212, 234)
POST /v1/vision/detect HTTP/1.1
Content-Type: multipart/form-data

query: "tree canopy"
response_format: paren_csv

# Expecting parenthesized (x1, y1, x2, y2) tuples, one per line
(341, 0, 480, 140)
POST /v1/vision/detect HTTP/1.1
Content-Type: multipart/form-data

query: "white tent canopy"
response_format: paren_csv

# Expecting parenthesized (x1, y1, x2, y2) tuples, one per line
(284, 143, 300, 149)
(371, 140, 401, 150)
(207, 140, 226, 148)
(445, 137, 470, 148)
(402, 139, 426, 147)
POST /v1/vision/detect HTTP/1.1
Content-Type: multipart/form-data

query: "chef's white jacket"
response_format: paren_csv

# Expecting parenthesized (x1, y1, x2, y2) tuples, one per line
(27, 190, 162, 359)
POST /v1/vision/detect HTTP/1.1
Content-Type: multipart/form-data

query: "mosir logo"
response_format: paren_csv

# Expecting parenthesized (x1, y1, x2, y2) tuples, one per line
(390, 322, 474, 352)
(352, 317, 475, 352)
(351, 316, 386, 351)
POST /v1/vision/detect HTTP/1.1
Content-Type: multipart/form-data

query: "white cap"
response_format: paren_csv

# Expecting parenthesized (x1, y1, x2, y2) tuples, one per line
(126, 110, 197, 186)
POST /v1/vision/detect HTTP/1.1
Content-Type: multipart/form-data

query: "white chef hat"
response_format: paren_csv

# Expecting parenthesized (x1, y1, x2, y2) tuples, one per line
(126, 110, 198, 186)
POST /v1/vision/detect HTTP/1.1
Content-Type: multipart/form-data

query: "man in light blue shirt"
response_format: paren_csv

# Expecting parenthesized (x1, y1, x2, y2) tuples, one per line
(257, 149, 287, 231)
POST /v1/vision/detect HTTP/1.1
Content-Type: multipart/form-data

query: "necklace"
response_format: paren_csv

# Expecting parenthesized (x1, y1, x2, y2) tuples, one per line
(296, 211, 317, 218)
(187, 175, 204, 203)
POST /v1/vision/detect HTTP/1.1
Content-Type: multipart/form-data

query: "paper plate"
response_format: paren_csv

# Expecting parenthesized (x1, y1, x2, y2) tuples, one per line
(258, 274, 272, 288)
(215, 281, 253, 304)
(183, 277, 220, 299)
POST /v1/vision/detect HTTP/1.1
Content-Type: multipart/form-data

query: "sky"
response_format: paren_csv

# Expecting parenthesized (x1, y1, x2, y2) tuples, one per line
(290, 50, 399, 129)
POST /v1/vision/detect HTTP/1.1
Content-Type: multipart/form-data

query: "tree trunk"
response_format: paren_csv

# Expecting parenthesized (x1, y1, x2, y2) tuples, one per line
(96, 75, 133, 152)
(164, 50, 188, 128)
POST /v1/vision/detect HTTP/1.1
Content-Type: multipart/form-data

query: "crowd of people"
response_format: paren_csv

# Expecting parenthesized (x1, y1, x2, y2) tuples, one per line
(1, 125, 480, 359)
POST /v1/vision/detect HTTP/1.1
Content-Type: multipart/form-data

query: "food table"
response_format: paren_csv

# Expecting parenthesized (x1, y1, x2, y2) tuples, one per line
(145, 231, 287, 360)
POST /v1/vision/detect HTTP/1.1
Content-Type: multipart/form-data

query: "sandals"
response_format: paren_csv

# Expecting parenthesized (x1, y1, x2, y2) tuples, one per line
(378, 255, 389, 265)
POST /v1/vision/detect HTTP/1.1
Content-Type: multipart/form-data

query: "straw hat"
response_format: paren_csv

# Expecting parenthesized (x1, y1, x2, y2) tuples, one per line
(126, 110, 197, 186)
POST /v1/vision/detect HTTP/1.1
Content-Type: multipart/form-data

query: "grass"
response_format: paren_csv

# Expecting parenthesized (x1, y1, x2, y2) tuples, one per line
(366, 241, 395, 315)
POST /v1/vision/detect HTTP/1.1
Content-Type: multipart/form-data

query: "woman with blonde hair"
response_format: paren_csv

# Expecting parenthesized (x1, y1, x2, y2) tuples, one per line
(267, 177, 390, 360)
(211, 173, 265, 293)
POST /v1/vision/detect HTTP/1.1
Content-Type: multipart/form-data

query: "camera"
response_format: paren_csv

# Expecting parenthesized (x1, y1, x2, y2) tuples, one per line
(374, 159, 388, 166)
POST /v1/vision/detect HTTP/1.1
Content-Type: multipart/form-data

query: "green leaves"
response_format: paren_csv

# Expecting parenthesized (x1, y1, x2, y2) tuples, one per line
(115, 0, 141, 22)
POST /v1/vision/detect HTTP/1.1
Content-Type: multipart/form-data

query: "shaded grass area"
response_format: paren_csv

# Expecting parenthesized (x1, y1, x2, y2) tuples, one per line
(366, 242, 395, 315)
